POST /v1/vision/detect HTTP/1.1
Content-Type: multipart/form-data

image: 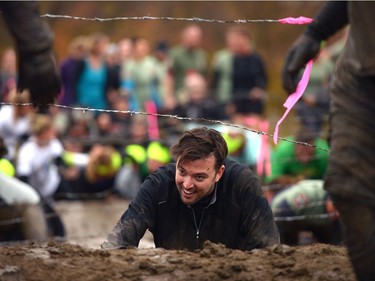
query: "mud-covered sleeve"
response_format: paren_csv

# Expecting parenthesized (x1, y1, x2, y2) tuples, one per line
(239, 171, 280, 250)
(305, 1, 348, 42)
(101, 178, 157, 249)
(0, 2, 53, 55)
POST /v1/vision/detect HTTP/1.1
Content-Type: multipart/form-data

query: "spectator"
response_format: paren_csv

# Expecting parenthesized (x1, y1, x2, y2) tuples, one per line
(59, 35, 87, 106)
(75, 32, 119, 110)
(295, 48, 335, 136)
(225, 26, 268, 121)
(109, 95, 131, 141)
(270, 179, 341, 246)
(266, 129, 329, 185)
(65, 121, 91, 153)
(55, 144, 122, 200)
(114, 140, 171, 199)
(17, 114, 63, 198)
(0, 136, 48, 242)
(153, 41, 173, 113)
(169, 24, 208, 109)
(210, 26, 239, 118)
(0, 90, 34, 161)
(0, 48, 17, 103)
(0, 136, 15, 177)
(117, 38, 134, 63)
(104, 42, 124, 106)
(92, 113, 115, 138)
(16, 114, 65, 238)
(220, 127, 261, 171)
(121, 37, 162, 112)
(128, 114, 150, 144)
(101, 127, 279, 251)
(173, 71, 223, 120)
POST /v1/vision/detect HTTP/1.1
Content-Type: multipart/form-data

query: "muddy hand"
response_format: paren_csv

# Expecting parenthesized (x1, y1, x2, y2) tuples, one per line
(281, 34, 320, 94)
(18, 51, 61, 107)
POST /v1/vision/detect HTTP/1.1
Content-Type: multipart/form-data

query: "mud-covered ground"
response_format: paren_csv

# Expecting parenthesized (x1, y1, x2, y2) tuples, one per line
(0, 199, 356, 281)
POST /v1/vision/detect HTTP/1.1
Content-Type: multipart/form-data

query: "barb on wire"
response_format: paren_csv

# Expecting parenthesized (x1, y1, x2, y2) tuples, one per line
(41, 14, 279, 24)
(0, 102, 330, 153)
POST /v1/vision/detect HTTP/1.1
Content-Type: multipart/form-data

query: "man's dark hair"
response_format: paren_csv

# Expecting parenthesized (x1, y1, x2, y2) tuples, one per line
(171, 127, 228, 171)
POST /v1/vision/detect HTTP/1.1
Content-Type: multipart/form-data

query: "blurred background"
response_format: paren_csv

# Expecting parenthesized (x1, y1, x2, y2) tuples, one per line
(0, 1, 348, 247)
(0, 1, 333, 134)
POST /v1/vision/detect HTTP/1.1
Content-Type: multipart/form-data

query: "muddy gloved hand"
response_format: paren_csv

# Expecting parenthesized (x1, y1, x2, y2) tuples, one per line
(281, 34, 321, 94)
(0, 1, 61, 107)
(18, 51, 61, 106)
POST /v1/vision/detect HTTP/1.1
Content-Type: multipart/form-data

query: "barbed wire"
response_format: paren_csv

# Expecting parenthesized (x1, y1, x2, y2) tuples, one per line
(0, 201, 338, 246)
(40, 14, 281, 24)
(274, 211, 339, 222)
(0, 102, 330, 153)
(0, 210, 337, 226)
(0, 211, 58, 226)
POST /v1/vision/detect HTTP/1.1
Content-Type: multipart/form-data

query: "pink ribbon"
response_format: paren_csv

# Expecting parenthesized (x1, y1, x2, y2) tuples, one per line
(278, 16, 313, 25)
(273, 59, 313, 144)
(257, 120, 271, 177)
(145, 100, 159, 140)
(244, 117, 272, 178)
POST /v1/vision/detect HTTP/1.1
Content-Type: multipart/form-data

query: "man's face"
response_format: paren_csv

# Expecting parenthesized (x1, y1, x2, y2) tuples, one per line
(175, 155, 225, 205)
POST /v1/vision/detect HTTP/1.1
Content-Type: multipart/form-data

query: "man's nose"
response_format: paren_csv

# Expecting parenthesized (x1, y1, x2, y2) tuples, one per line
(183, 177, 194, 188)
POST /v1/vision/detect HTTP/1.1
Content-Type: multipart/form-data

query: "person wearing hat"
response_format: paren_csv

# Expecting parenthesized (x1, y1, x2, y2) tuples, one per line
(102, 127, 279, 251)
(114, 140, 171, 199)
(55, 144, 122, 200)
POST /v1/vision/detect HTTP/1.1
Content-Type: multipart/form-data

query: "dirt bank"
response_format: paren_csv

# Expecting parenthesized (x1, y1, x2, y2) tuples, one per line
(0, 240, 355, 281)
(0, 199, 356, 281)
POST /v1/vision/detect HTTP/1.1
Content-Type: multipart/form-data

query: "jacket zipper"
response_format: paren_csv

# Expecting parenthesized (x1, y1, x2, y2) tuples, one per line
(190, 207, 205, 248)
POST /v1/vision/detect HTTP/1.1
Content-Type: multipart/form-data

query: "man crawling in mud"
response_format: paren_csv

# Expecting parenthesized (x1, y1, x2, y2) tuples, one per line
(102, 127, 279, 251)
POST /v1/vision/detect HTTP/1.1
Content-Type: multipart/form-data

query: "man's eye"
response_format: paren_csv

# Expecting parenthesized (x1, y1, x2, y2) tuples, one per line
(178, 168, 185, 175)
(195, 175, 205, 181)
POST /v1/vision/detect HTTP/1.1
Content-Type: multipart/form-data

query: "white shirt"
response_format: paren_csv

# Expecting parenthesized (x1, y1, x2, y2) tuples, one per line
(0, 106, 31, 160)
(17, 138, 63, 198)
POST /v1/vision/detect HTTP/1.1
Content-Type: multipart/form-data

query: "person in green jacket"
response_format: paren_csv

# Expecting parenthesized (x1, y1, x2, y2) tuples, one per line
(267, 129, 329, 184)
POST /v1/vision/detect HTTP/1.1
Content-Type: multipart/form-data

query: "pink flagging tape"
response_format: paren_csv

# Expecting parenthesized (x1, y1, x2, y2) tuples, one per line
(273, 59, 314, 144)
(257, 120, 271, 177)
(278, 16, 313, 25)
(145, 100, 160, 140)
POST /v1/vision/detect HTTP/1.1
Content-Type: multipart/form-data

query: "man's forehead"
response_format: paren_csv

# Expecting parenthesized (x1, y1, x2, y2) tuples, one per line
(176, 156, 216, 172)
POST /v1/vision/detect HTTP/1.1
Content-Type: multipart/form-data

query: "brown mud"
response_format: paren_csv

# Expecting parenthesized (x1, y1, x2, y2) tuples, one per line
(0, 199, 355, 281)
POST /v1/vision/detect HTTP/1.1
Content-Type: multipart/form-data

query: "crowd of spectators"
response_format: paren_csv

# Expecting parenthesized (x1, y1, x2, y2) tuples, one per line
(0, 24, 341, 245)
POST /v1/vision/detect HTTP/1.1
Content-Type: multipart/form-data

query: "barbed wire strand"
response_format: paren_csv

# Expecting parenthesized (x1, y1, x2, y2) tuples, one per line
(0, 208, 338, 227)
(40, 14, 280, 24)
(0, 102, 330, 153)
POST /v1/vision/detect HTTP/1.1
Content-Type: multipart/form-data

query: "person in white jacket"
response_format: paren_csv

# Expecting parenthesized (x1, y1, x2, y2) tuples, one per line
(16, 114, 65, 238)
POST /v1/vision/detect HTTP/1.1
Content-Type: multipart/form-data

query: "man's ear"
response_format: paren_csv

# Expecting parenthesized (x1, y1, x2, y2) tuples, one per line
(216, 165, 225, 182)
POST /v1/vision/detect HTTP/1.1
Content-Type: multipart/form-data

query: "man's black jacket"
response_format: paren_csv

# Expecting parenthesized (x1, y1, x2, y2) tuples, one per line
(102, 159, 280, 251)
